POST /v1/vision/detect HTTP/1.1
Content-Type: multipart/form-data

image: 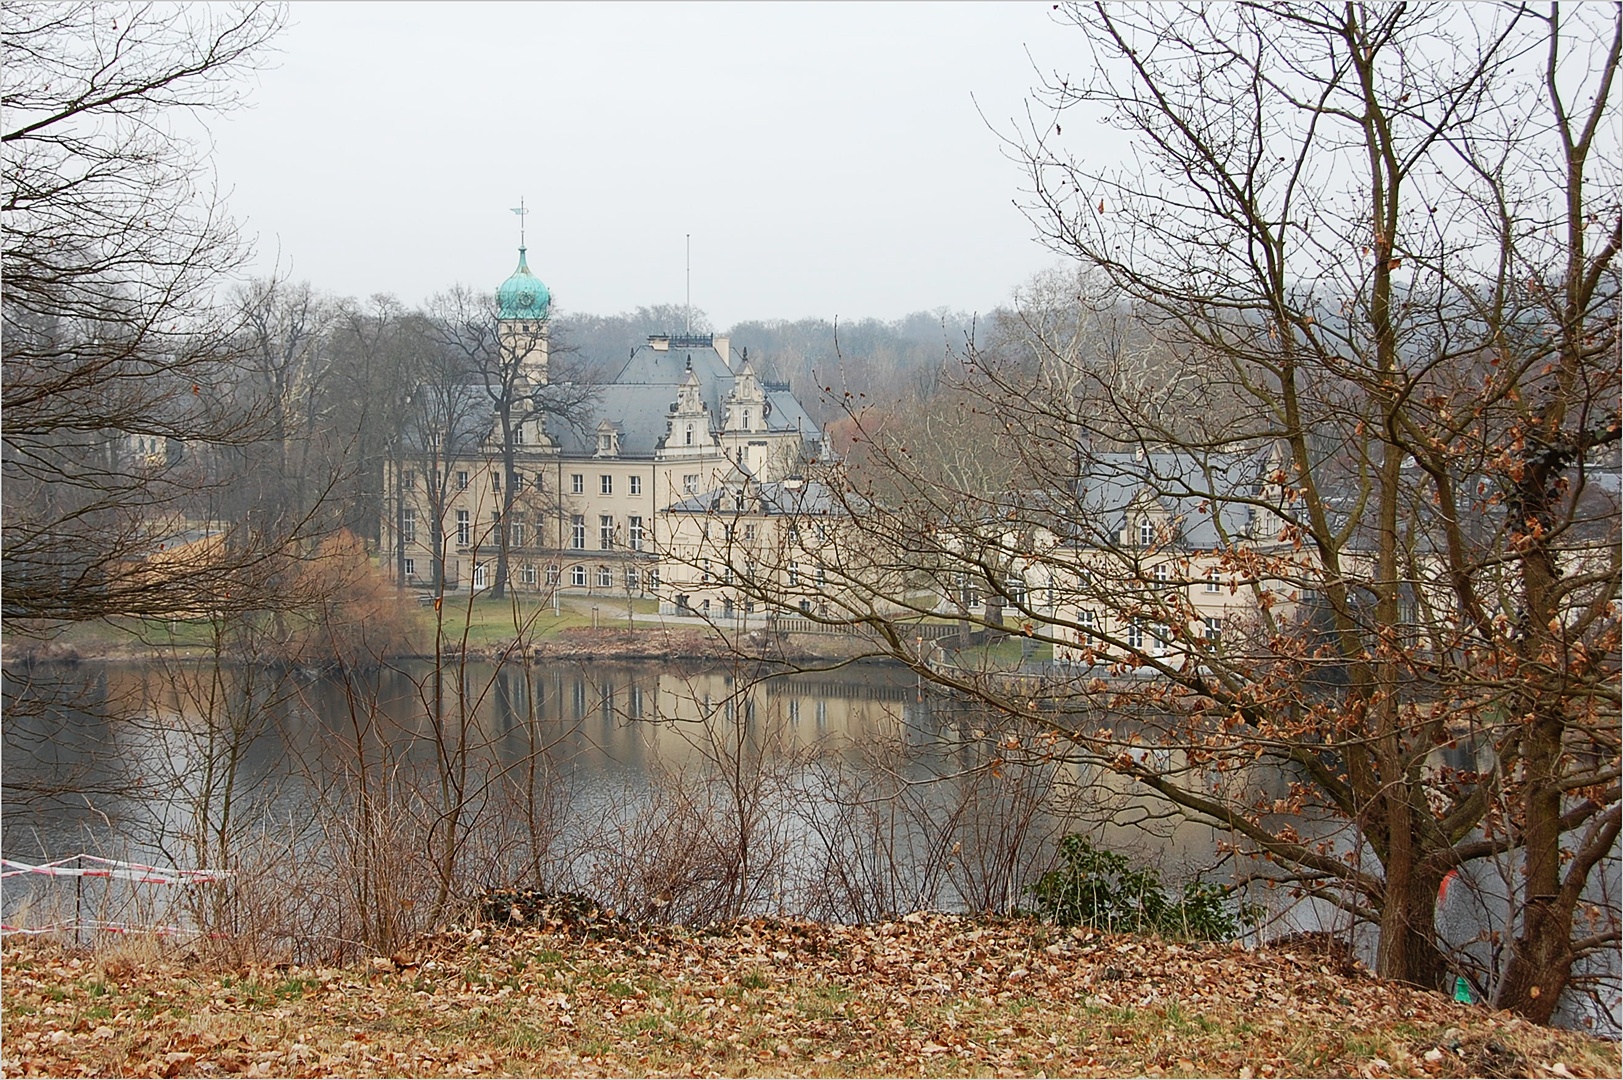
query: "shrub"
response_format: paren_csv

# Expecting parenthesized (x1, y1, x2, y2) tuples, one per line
(1027, 834, 1247, 941)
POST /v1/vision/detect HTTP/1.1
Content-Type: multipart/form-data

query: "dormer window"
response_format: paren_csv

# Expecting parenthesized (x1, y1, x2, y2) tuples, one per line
(685, 422, 695, 446)
(742, 409, 751, 430)
(1139, 520, 1154, 546)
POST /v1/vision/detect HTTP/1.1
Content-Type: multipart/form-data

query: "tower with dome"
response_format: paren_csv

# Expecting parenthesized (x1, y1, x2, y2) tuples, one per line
(496, 246, 551, 385)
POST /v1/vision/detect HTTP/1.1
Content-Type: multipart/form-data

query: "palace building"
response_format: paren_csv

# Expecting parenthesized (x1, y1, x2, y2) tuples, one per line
(383, 247, 824, 598)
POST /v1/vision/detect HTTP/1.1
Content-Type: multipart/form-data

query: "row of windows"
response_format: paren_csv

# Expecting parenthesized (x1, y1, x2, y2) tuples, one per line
(1075, 611, 1223, 648)
(695, 560, 826, 587)
(413, 470, 650, 497)
(406, 509, 647, 552)
(699, 522, 759, 541)
(401, 560, 656, 592)
(569, 515, 645, 550)
(570, 473, 644, 496)
(427, 470, 693, 500)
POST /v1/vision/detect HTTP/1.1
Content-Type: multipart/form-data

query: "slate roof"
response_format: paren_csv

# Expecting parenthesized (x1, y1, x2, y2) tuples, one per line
(1075, 448, 1274, 548)
(543, 382, 675, 457)
(541, 345, 819, 458)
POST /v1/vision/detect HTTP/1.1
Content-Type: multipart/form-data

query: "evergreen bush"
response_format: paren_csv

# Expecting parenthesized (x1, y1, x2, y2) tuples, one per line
(1027, 834, 1250, 941)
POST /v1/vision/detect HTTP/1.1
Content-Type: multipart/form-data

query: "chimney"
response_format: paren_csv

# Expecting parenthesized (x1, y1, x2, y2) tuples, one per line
(713, 335, 731, 370)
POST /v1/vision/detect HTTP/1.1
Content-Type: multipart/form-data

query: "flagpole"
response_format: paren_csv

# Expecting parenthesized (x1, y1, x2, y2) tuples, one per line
(511, 199, 528, 248)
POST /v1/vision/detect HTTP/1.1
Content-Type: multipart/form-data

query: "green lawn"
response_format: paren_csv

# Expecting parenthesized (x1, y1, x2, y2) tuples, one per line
(946, 632, 1053, 670)
(19, 593, 668, 657)
(418, 593, 660, 648)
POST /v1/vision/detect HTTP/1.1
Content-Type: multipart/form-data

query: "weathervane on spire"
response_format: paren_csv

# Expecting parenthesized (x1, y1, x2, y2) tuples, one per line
(511, 198, 528, 248)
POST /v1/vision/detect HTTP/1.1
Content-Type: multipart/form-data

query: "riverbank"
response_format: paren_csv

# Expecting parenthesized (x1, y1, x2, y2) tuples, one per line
(0, 599, 899, 668)
(3, 915, 1616, 1078)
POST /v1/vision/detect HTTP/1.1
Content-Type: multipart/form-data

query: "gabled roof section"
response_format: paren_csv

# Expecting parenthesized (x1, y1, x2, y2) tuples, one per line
(1076, 447, 1276, 548)
(541, 383, 676, 457)
(764, 387, 818, 436)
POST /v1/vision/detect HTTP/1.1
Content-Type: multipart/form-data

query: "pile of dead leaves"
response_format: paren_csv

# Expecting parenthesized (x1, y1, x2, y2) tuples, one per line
(3, 913, 1617, 1077)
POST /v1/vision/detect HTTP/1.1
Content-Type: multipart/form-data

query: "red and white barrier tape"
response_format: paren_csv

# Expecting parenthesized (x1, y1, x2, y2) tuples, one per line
(0, 919, 225, 939)
(0, 854, 232, 886)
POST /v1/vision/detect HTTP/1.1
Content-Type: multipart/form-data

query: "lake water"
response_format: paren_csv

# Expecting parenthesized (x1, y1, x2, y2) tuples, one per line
(2, 658, 1238, 944)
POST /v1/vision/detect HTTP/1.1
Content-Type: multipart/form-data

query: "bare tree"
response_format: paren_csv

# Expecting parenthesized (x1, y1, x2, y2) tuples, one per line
(229, 278, 340, 536)
(324, 295, 434, 545)
(2, 1, 289, 630)
(422, 286, 598, 599)
(724, 2, 1619, 1024)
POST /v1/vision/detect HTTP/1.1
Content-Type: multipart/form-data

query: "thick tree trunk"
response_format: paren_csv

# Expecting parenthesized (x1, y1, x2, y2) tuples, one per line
(1372, 788, 1447, 990)
(1497, 893, 1573, 1025)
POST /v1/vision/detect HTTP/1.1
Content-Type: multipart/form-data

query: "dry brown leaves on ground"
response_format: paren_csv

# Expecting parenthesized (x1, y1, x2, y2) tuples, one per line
(3, 914, 1618, 1078)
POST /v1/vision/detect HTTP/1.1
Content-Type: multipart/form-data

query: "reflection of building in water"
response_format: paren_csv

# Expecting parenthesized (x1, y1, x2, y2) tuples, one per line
(470, 661, 925, 768)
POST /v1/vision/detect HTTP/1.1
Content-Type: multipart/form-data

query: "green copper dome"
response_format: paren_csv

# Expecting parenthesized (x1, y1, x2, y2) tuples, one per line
(496, 247, 551, 320)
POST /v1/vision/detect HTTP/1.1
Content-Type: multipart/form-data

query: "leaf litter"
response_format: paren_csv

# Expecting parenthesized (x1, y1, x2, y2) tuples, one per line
(4, 914, 1617, 1077)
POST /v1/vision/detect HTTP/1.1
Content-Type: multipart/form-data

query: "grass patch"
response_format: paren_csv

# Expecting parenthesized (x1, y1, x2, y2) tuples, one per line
(947, 633, 1053, 670)
(6, 920, 1619, 1078)
(33, 591, 671, 657)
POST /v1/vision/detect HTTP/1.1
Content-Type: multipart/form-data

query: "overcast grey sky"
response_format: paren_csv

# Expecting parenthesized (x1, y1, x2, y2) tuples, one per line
(211, 2, 1089, 326)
